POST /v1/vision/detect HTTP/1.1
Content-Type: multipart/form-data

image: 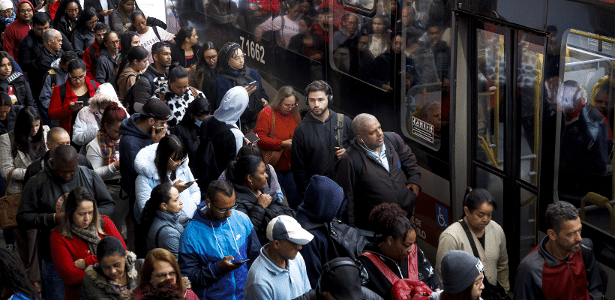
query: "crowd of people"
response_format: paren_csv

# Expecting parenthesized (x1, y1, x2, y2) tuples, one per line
(0, 0, 607, 300)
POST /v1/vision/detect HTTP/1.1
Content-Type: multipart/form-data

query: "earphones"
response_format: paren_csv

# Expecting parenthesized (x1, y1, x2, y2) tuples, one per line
(304, 80, 333, 105)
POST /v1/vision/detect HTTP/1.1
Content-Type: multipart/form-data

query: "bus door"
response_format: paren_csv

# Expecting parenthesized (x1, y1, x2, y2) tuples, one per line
(463, 13, 546, 275)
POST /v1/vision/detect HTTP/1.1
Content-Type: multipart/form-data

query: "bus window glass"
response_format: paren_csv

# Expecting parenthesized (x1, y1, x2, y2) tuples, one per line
(475, 28, 506, 171)
(203, 0, 241, 47)
(517, 32, 544, 186)
(342, 0, 374, 11)
(519, 188, 538, 259)
(251, 0, 304, 47)
(557, 30, 615, 236)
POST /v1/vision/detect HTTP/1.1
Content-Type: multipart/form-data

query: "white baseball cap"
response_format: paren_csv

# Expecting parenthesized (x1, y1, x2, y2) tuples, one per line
(266, 215, 314, 245)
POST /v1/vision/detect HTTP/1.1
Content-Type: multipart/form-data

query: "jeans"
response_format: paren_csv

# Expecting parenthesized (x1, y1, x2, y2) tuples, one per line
(42, 259, 65, 300)
(276, 171, 301, 210)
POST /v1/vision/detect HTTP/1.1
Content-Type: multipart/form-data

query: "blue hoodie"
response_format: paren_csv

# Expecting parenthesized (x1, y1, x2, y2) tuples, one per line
(119, 114, 152, 197)
(179, 202, 261, 300)
(296, 175, 347, 287)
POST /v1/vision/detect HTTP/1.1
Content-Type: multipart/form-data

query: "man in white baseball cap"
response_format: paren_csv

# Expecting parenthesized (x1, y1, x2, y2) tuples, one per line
(244, 215, 314, 300)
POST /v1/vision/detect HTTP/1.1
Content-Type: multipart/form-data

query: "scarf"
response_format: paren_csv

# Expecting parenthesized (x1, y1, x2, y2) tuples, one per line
(70, 222, 101, 255)
(97, 131, 119, 166)
(0, 12, 15, 27)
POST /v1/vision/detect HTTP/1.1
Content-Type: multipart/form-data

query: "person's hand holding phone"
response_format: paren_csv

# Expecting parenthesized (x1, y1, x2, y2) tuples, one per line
(219, 255, 243, 272)
(173, 180, 196, 193)
(70, 101, 84, 111)
(101, 9, 113, 16)
(244, 85, 257, 96)
(151, 124, 167, 143)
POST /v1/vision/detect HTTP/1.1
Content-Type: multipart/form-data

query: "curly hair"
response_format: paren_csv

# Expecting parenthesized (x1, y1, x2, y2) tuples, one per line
(545, 201, 579, 233)
(368, 203, 415, 240)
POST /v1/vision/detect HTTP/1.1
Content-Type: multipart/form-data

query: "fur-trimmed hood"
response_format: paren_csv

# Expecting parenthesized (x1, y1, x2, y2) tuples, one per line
(81, 251, 144, 300)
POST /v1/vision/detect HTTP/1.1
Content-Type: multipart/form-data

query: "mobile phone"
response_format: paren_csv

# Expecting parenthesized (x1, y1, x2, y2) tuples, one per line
(231, 258, 250, 264)
(74, 101, 83, 105)
(248, 80, 258, 86)
(245, 132, 259, 144)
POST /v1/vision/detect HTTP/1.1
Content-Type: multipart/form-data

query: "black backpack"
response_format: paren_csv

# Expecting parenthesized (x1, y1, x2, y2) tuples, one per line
(193, 118, 233, 190)
(123, 72, 155, 114)
(302, 219, 369, 259)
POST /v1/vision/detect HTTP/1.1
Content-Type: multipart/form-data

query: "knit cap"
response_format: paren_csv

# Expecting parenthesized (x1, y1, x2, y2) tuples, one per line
(440, 250, 484, 294)
(0, 0, 12, 11)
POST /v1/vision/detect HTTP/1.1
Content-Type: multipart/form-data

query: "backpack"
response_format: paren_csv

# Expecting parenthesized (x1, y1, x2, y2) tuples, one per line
(193, 118, 233, 190)
(347, 132, 402, 178)
(123, 72, 155, 114)
(58, 79, 98, 103)
(220, 73, 264, 125)
(302, 219, 369, 259)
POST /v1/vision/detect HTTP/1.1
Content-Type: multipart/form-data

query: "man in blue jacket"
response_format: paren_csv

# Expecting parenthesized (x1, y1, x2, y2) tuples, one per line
(179, 180, 261, 300)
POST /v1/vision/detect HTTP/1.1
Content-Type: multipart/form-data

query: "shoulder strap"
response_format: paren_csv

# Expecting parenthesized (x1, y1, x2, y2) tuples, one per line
(360, 251, 400, 285)
(155, 224, 171, 248)
(89, 44, 97, 64)
(142, 72, 156, 94)
(268, 109, 276, 137)
(408, 244, 418, 281)
(60, 84, 66, 105)
(337, 113, 344, 148)
(383, 132, 401, 152)
(301, 221, 326, 231)
(459, 219, 480, 258)
(153, 26, 161, 41)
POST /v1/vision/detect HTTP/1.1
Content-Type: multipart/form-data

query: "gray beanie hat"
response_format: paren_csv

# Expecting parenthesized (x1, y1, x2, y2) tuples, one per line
(440, 250, 484, 294)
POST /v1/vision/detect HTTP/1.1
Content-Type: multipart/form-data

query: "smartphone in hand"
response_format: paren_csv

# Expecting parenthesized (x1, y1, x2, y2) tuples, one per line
(245, 132, 259, 144)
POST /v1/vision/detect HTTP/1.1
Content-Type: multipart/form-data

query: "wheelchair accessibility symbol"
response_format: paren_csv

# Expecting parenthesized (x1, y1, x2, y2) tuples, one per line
(435, 204, 448, 229)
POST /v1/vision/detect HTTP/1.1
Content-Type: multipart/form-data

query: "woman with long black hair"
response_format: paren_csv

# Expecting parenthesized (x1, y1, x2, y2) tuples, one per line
(116, 45, 148, 100)
(0, 106, 48, 295)
(0, 248, 40, 300)
(53, 0, 82, 38)
(189, 41, 218, 106)
(71, 7, 98, 56)
(171, 26, 200, 69)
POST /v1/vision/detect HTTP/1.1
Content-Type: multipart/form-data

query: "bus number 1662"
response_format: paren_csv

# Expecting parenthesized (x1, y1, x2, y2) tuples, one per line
(240, 36, 265, 64)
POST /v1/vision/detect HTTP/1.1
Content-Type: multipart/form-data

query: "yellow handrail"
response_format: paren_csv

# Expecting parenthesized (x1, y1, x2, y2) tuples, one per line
(580, 192, 615, 235)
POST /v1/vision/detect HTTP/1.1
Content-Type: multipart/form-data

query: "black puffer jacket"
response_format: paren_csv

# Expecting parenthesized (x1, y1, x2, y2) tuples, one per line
(0, 72, 35, 106)
(233, 183, 295, 244)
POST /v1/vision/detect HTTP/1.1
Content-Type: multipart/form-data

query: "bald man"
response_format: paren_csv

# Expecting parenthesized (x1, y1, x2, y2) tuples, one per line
(17, 144, 114, 299)
(335, 113, 421, 231)
(23, 127, 92, 185)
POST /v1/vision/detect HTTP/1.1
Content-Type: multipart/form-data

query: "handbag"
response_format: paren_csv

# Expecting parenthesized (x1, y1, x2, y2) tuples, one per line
(360, 248, 433, 300)
(259, 109, 283, 166)
(0, 169, 22, 230)
(459, 220, 510, 300)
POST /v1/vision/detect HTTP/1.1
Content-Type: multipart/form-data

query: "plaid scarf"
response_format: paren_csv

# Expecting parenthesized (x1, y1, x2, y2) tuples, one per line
(97, 131, 119, 166)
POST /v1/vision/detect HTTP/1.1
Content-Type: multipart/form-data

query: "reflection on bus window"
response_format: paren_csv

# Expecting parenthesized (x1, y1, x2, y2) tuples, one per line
(557, 30, 614, 203)
(204, 0, 240, 47)
(475, 28, 506, 170)
(342, 0, 375, 12)
(253, 0, 302, 47)
(517, 32, 544, 186)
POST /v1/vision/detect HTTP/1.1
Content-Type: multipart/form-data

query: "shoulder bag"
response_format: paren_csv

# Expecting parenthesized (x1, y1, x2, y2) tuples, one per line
(259, 109, 283, 166)
(0, 169, 22, 230)
(459, 220, 510, 300)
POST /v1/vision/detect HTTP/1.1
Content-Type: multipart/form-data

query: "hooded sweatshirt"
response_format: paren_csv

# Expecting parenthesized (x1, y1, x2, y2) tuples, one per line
(3, 0, 33, 59)
(73, 83, 128, 146)
(296, 175, 347, 288)
(133, 143, 201, 226)
(118, 114, 154, 197)
(208, 86, 248, 170)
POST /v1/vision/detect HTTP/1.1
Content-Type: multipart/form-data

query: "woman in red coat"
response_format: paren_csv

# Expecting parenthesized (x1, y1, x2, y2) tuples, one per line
(50, 187, 126, 300)
(254, 86, 301, 209)
(48, 58, 99, 137)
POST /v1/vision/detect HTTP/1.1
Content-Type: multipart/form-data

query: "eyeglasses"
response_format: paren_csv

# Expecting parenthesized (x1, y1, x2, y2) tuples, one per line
(169, 156, 188, 165)
(204, 55, 218, 61)
(282, 102, 298, 108)
(231, 54, 246, 61)
(214, 204, 237, 214)
(474, 276, 484, 286)
(69, 74, 86, 81)
(151, 271, 177, 279)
